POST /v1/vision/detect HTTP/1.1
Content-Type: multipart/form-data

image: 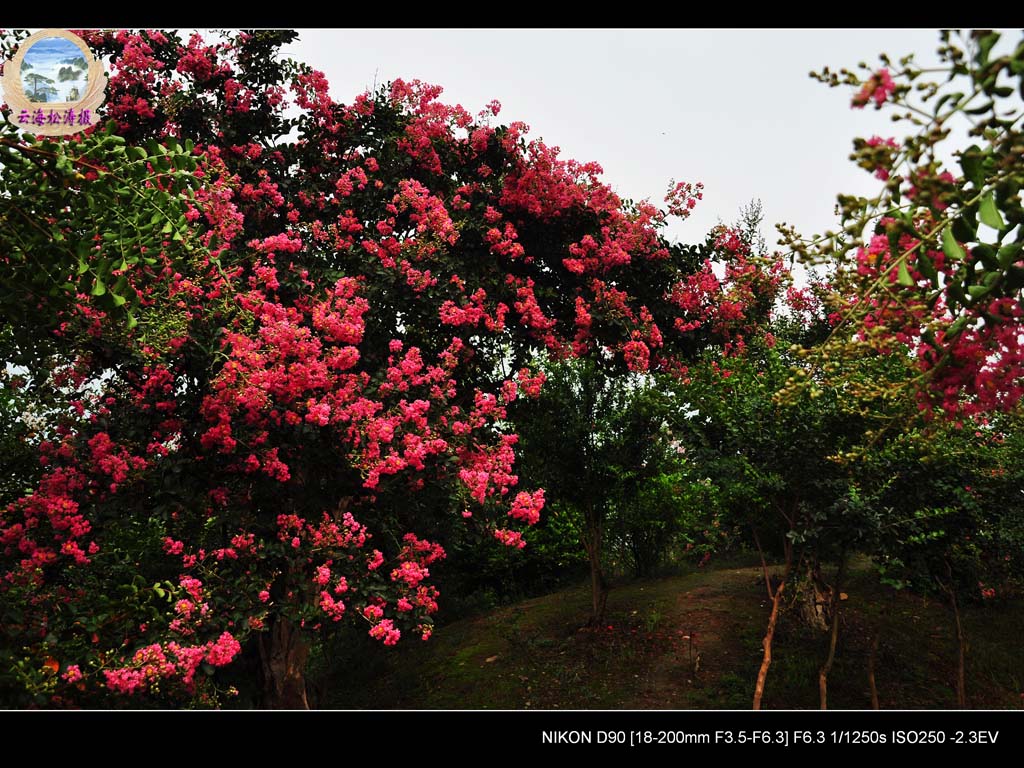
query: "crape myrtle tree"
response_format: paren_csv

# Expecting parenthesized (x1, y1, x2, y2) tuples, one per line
(511, 219, 785, 625)
(770, 28, 1024, 708)
(686, 275, 1023, 709)
(783, 29, 1024, 421)
(722, 397, 1023, 712)
(0, 29, 780, 708)
(676, 273, 923, 709)
(676, 331, 812, 708)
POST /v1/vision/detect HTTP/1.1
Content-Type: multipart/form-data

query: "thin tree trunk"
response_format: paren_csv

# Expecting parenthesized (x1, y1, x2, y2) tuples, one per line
(584, 525, 609, 625)
(818, 553, 847, 710)
(867, 589, 893, 710)
(942, 561, 968, 709)
(752, 529, 773, 601)
(753, 581, 785, 710)
(579, 369, 607, 626)
(867, 629, 880, 710)
(590, 554, 608, 624)
(753, 540, 792, 710)
(953, 603, 967, 709)
(259, 616, 311, 709)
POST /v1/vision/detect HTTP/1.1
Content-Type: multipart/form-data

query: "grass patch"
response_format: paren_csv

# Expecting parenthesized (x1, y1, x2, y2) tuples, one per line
(325, 560, 1024, 710)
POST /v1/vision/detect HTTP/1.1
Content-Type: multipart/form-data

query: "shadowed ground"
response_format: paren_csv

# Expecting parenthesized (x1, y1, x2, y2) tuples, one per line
(325, 559, 1024, 710)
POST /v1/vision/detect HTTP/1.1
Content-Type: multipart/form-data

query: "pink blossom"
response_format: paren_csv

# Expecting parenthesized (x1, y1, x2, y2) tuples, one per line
(494, 528, 526, 549)
(853, 68, 896, 109)
(368, 618, 401, 646)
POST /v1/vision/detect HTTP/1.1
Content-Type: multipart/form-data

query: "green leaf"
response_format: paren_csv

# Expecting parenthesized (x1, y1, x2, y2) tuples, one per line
(112, 293, 127, 307)
(973, 244, 999, 270)
(998, 242, 1022, 268)
(76, 259, 89, 276)
(979, 193, 1006, 230)
(977, 31, 1000, 65)
(952, 212, 977, 243)
(1006, 266, 1024, 290)
(967, 284, 991, 299)
(942, 225, 966, 262)
(965, 101, 994, 116)
(916, 249, 938, 285)
(896, 259, 914, 286)
(959, 146, 984, 188)
(90, 277, 106, 297)
(948, 279, 969, 305)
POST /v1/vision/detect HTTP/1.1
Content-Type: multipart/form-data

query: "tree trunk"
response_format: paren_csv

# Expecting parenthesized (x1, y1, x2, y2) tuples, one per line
(867, 589, 892, 710)
(753, 541, 792, 710)
(818, 554, 847, 710)
(940, 561, 968, 709)
(259, 616, 311, 709)
(867, 629, 880, 710)
(954, 610, 967, 710)
(583, 526, 609, 625)
(753, 579, 785, 710)
(752, 529, 773, 601)
(796, 559, 830, 633)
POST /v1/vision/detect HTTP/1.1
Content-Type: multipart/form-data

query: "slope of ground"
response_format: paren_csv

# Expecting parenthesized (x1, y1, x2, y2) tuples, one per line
(325, 560, 1024, 710)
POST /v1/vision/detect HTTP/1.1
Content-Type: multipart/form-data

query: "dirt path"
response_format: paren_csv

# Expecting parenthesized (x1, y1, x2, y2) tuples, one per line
(624, 567, 769, 708)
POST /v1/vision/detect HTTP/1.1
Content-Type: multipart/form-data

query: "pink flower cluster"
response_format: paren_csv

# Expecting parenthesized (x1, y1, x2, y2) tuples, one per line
(623, 340, 651, 372)
(508, 489, 545, 525)
(103, 631, 241, 695)
(853, 68, 896, 109)
(494, 529, 526, 549)
(369, 618, 401, 646)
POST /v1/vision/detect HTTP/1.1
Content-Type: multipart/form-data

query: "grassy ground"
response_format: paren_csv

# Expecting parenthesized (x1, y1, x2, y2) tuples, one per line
(324, 558, 1024, 709)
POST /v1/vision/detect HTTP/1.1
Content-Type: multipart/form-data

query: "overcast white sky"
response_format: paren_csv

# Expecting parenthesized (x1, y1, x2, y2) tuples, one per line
(286, 28, 951, 251)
